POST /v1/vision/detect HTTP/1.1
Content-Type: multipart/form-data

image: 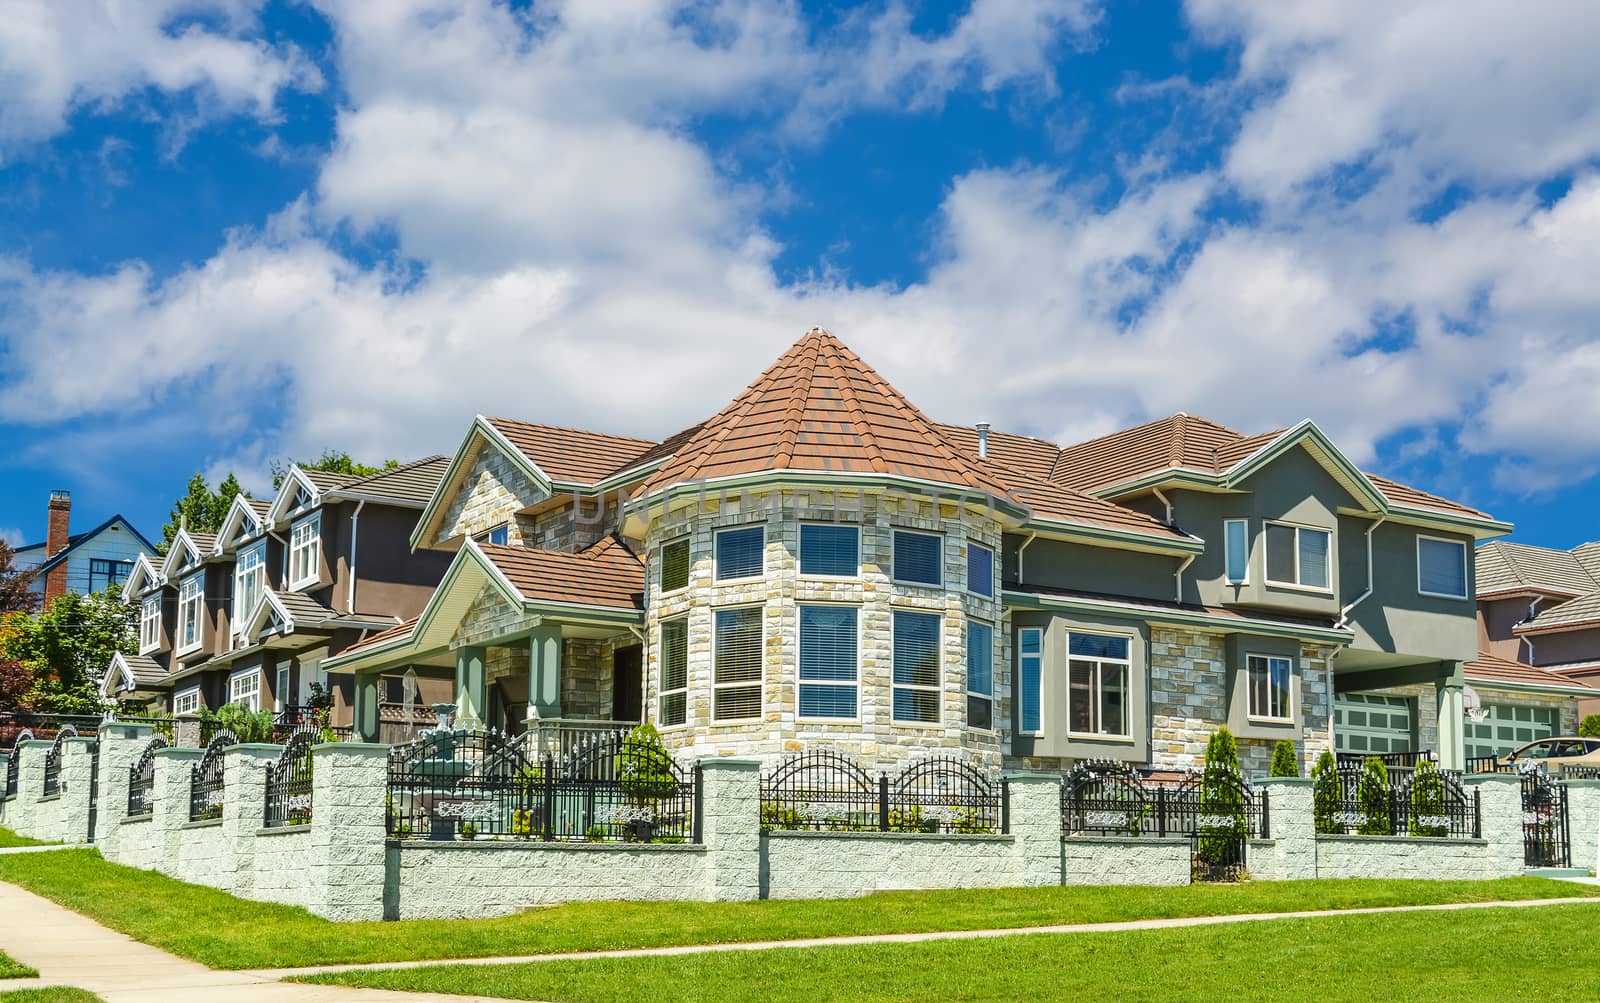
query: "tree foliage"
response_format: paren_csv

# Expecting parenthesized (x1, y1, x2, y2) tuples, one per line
(1198, 727, 1244, 866)
(1357, 757, 1392, 835)
(200, 703, 275, 743)
(1269, 739, 1300, 777)
(160, 472, 244, 551)
(1407, 759, 1448, 837)
(270, 450, 398, 489)
(0, 589, 135, 714)
(617, 722, 678, 802)
(1580, 714, 1600, 738)
(0, 542, 38, 615)
(1312, 750, 1339, 834)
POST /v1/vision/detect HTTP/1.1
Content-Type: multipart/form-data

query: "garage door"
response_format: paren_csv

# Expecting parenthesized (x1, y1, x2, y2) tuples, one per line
(1334, 693, 1415, 755)
(1465, 703, 1559, 761)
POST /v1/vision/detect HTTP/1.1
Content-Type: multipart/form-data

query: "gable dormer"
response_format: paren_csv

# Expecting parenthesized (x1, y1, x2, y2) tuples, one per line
(160, 529, 208, 585)
(120, 552, 163, 603)
(410, 418, 554, 552)
(267, 465, 324, 528)
(213, 495, 267, 555)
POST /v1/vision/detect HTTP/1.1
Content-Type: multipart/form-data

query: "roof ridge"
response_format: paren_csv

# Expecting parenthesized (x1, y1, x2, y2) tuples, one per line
(821, 335, 890, 473)
(485, 416, 656, 447)
(773, 333, 819, 470)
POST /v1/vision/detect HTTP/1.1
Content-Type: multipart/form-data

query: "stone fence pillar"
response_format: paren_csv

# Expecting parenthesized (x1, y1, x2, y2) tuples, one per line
(11, 740, 51, 840)
(152, 747, 204, 879)
(58, 737, 98, 845)
(1462, 773, 1522, 878)
(1257, 777, 1315, 880)
(1004, 773, 1064, 887)
(701, 759, 760, 901)
(310, 743, 390, 921)
(95, 723, 157, 861)
(0, 751, 10, 828)
(1559, 779, 1600, 876)
(224, 745, 281, 896)
(174, 713, 203, 748)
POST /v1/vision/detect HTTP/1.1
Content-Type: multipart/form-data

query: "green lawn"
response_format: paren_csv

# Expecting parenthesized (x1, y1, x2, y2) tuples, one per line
(0, 990, 103, 1002)
(308, 902, 1600, 1003)
(0, 829, 49, 849)
(0, 849, 1595, 970)
(0, 950, 37, 979)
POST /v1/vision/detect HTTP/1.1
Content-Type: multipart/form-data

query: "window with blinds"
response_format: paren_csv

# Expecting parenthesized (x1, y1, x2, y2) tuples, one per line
(1224, 519, 1248, 583)
(715, 526, 764, 581)
(660, 538, 690, 593)
(967, 620, 993, 730)
(1265, 521, 1330, 590)
(799, 524, 859, 577)
(799, 606, 857, 718)
(892, 610, 941, 722)
(714, 606, 763, 720)
(1417, 536, 1468, 598)
(966, 542, 994, 597)
(1066, 631, 1131, 737)
(658, 617, 688, 726)
(1018, 627, 1042, 733)
(893, 530, 943, 586)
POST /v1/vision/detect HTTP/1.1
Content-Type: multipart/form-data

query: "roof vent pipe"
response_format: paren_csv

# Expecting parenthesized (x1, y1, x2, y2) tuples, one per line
(976, 422, 990, 459)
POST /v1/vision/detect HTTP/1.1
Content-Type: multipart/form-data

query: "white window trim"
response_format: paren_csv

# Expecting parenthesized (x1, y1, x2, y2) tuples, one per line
(176, 575, 204, 655)
(1223, 518, 1250, 585)
(713, 526, 766, 584)
(657, 616, 690, 730)
(965, 619, 995, 733)
(233, 541, 266, 635)
(1018, 626, 1044, 737)
(796, 603, 861, 723)
(138, 596, 162, 655)
(289, 514, 322, 590)
(1263, 520, 1333, 593)
(891, 528, 945, 588)
(173, 688, 201, 716)
(275, 665, 290, 713)
(712, 604, 765, 722)
(1246, 653, 1295, 724)
(658, 536, 692, 597)
(966, 541, 996, 598)
(797, 522, 862, 580)
(890, 608, 943, 726)
(1416, 534, 1470, 600)
(1065, 629, 1135, 740)
(229, 668, 262, 711)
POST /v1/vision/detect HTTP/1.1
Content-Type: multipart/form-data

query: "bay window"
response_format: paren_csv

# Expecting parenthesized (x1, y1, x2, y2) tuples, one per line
(967, 620, 993, 730)
(713, 606, 763, 720)
(1067, 631, 1131, 738)
(1248, 654, 1293, 722)
(234, 541, 266, 629)
(715, 527, 764, 581)
(1265, 521, 1331, 590)
(892, 610, 941, 723)
(799, 524, 859, 577)
(658, 617, 688, 726)
(892, 530, 943, 587)
(798, 605, 858, 719)
(139, 596, 162, 654)
(967, 542, 994, 598)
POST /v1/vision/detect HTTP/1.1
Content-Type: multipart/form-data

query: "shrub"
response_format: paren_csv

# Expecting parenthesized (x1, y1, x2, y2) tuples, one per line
(759, 803, 805, 831)
(1312, 750, 1339, 834)
(887, 805, 940, 833)
(616, 723, 679, 802)
(1580, 714, 1600, 738)
(1198, 727, 1245, 868)
(511, 809, 535, 837)
(1408, 759, 1448, 837)
(1357, 757, 1392, 835)
(1269, 740, 1300, 777)
(201, 702, 274, 743)
(460, 822, 477, 841)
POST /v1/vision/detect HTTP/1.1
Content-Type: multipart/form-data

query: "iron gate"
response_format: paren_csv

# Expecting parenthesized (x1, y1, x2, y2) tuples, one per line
(87, 739, 100, 841)
(1522, 770, 1571, 868)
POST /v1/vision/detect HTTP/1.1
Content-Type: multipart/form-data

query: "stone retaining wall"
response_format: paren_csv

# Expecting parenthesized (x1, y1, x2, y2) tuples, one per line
(1062, 835, 1190, 885)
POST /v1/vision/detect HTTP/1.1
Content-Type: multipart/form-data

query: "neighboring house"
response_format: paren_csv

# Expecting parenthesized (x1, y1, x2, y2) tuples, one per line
(328, 328, 1509, 773)
(102, 458, 454, 728)
(1473, 540, 1600, 727)
(10, 490, 156, 603)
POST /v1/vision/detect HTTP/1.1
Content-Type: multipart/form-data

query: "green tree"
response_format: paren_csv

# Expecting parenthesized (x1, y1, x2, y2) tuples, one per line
(0, 541, 38, 614)
(1357, 757, 1392, 835)
(160, 472, 244, 551)
(1269, 739, 1300, 777)
(1407, 759, 1448, 837)
(1580, 715, 1600, 738)
(270, 450, 398, 489)
(1, 590, 135, 714)
(1198, 727, 1245, 870)
(616, 722, 679, 802)
(1312, 749, 1340, 833)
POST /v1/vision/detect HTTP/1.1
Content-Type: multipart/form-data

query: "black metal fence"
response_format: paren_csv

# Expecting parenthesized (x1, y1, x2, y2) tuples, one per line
(387, 728, 700, 843)
(1336, 750, 1436, 770)
(1061, 762, 1266, 881)
(1465, 755, 1516, 775)
(1522, 770, 1571, 868)
(41, 725, 78, 797)
(127, 735, 167, 817)
(4, 728, 32, 798)
(759, 751, 1007, 835)
(189, 730, 237, 822)
(1, 712, 173, 749)
(1315, 762, 1479, 839)
(264, 730, 316, 828)
(1558, 764, 1600, 780)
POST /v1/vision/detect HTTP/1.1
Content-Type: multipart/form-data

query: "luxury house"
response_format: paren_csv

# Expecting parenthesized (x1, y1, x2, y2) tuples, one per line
(322, 329, 1530, 774)
(1474, 540, 1600, 723)
(103, 459, 453, 727)
(10, 490, 156, 603)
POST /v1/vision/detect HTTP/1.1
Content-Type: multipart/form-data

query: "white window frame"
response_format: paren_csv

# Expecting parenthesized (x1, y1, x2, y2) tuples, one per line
(1065, 629, 1135, 740)
(891, 608, 942, 725)
(176, 574, 204, 655)
(796, 603, 860, 722)
(1416, 535, 1470, 600)
(966, 542, 995, 598)
(657, 616, 689, 728)
(1264, 520, 1332, 592)
(966, 619, 994, 733)
(289, 514, 321, 590)
(233, 541, 266, 634)
(229, 669, 262, 711)
(1019, 627, 1043, 736)
(891, 529, 944, 588)
(173, 688, 201, 716)
(139, 596, 162, 655)
(713, 526, 766, 583)
(1223, 518, 1249, 585)
(1247, 653, 1294, 723)
(797, 522, 861, 579)
(712, 605, 764, 722)
(275, 665, 290, 713)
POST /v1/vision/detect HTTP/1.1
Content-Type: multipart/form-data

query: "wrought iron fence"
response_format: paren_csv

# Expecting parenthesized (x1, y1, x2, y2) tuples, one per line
(42, 725, 78, 797)
(264, 729, 316, 828)
(386, 728, 700, 843)
(1522, 769, 1571, 867)
(4, 728, 32, 798)
(127, 735, 167, 817)
(1465, 755, 1517, 775)
(1315, 762, 1479, 839)
(189, 730, 237, 822)
(1559, 764, 1600, 780)
(759, 751, 1006, 835)
(1, 712, 173, 749)
(1335, 750, 1436, 770)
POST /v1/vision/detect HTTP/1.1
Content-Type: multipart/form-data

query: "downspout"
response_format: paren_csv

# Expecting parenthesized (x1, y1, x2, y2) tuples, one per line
(1517, 597, 1545, 663)
(1174, 553, 1195, 602)
(1151, 487, 1175, 526)
(1336, 515, 1386, 629)
(1016, 531, 1037, 585)
(346, 500, 366, 614)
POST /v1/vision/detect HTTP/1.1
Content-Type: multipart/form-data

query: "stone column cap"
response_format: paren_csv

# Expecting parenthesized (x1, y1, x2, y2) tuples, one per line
(17, 739, 53, 750)
(99, 721, 156, 736)
(698, 757, 762, 770)
(225, 743, 286, 755)
(1002, 771, 1065, 781)
(1257, 776, 1314, 787)
(61, 735, 98, 746)
(154, 747, 205, 760)
(1556, 778, 1600, 788)
(311, 741, 391, 752)
(1461, 772, 1519, 786)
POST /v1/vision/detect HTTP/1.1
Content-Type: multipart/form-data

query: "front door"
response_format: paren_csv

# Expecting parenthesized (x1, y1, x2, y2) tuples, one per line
(613, 645, 643, 722)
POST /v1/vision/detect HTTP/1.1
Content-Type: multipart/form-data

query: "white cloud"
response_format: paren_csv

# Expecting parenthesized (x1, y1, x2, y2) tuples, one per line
(0, 527, 22, 548)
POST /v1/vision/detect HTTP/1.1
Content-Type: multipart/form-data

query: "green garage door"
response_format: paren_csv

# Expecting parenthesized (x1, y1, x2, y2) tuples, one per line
(1334, 693, 1415, 755)
(1465, 703, 1559, 760)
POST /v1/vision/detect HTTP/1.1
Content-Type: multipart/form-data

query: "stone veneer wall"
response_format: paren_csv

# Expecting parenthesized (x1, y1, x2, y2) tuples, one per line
(437, 441, 549, 546)
(644, 487, 1005, 771)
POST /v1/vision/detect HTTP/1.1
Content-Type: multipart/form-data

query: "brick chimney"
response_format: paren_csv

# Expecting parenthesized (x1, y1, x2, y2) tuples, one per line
(44, 490, 71, 602)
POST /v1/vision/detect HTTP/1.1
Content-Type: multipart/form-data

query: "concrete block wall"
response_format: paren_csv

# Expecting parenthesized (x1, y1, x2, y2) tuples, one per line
(94, 723, 160, 869)
(1062, 836, 1190, 885)
(1563, 780, 1600, 877)
(763, 831, 1016, 899)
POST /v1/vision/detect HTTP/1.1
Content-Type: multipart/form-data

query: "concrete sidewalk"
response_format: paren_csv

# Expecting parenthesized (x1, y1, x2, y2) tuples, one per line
(0, 881, 514, 1002)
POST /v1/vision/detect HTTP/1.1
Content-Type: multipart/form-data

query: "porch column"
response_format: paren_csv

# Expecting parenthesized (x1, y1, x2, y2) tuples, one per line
(528, 623, 563, 720)
(456, 645, 486, 729)
(1435, 660, 1466, 771)
(353, 673, 380, 743)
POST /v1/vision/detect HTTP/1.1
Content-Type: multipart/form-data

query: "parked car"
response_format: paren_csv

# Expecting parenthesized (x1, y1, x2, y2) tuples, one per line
(1503, 737, 1600, 771)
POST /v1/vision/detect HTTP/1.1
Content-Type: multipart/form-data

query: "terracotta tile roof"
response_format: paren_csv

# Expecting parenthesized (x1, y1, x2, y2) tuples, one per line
(1009, 582, 1344, 631)
(339, 616, 418, 656)
(1516, 592, 1600, 634)
(485, 418, 658, 485)
(1476, 541, 1598, 598)
(1364, 473, 1493, 520)
(478, 536, 644, 611)
(337, 455, 450, 505)
(1464, 650, 1593, 691)
(983, 463, 1189, 540)
(639, 329, 1014, 499)
(1051, 413, 1247, 491)
(937, 424, 1063, 483)
(1571, 542, 1600, 584)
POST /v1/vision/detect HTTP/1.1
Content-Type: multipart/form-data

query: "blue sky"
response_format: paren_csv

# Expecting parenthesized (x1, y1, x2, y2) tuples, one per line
(2, 0, 1599, 552)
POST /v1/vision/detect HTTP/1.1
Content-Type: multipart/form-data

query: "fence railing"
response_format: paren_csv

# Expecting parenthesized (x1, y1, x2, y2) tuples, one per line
(759, 751, 1007, 835)
(1559, 764, 1600, 780)
(127, 735, 167, 817)
(1522, 771, 1571, 867)
(1315, 762, 1479, 838)
(387, 728, 700, 843)
(1, 712, 173, 750)
(264, 730, 316, 828)
(189, 730, 237, 822)
(525, 718, 637, 761)
(1465, 755, 1517, 774)
(1336, 750, 1436, 770)
(41, 726, 78, 797)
